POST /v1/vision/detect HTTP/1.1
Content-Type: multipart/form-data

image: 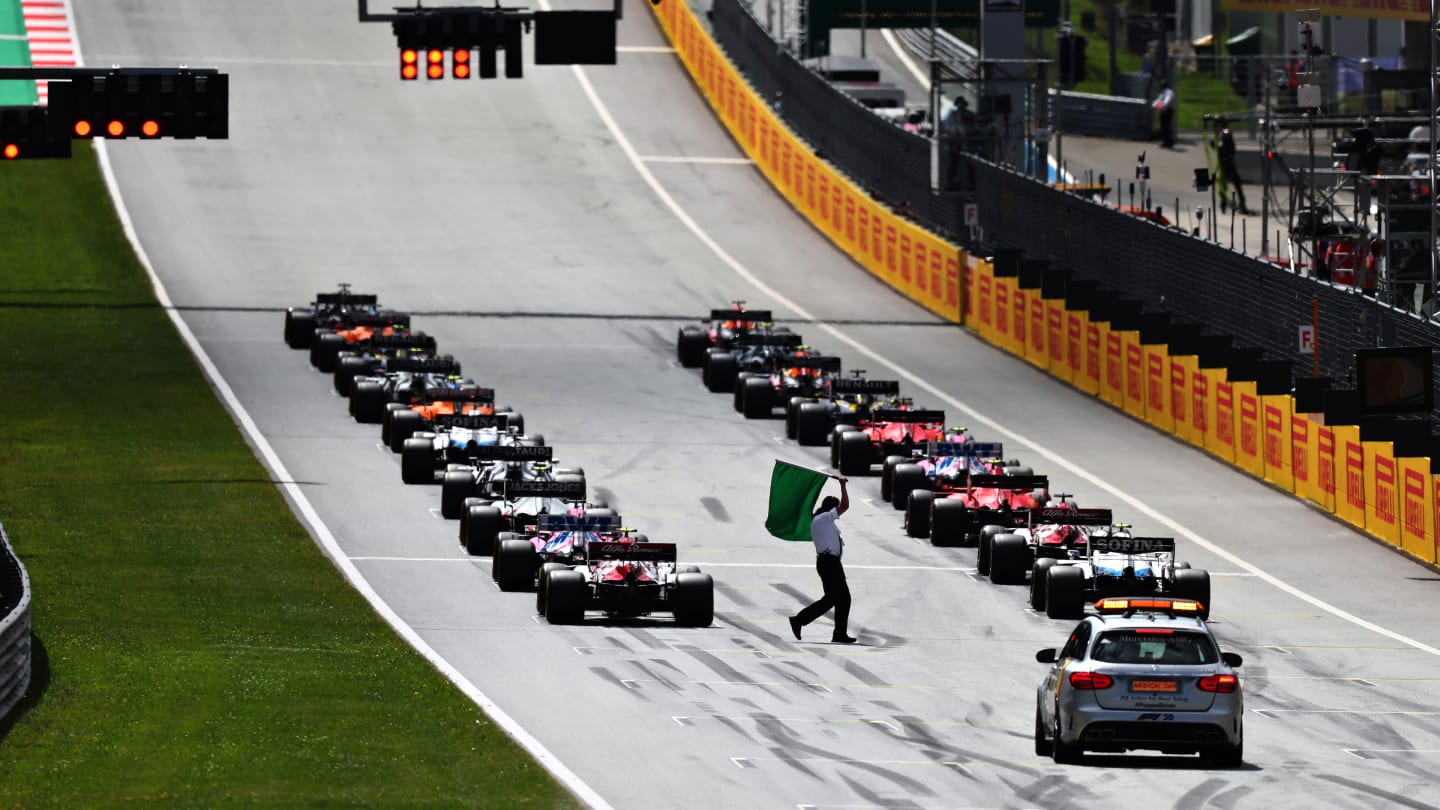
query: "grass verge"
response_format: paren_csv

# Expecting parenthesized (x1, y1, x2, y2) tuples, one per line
(0, 141, 576, 809)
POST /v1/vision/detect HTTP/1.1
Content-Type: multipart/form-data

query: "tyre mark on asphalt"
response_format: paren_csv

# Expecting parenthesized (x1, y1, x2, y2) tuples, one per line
(700, 496, 731, 522)
(1174, 777, 1229, 810)
(1315, 773, 1440, 810)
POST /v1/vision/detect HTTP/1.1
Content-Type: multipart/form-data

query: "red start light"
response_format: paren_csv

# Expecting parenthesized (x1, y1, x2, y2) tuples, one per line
(1068, 671, 1114, 690)
(74, 120, 92, 137)
(107, 120, 125, 138)
(426, 63, 443, 79)
(427, 49, 444, 64)
(401, 49, 418, 64)
(142, 120, 160, 137)
(401, 64, 418, 80)
(2, 144, 17, 159)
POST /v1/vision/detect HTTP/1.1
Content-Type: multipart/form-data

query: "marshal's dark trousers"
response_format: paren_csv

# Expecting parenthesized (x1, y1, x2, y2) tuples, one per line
(795, 553, 850, 637)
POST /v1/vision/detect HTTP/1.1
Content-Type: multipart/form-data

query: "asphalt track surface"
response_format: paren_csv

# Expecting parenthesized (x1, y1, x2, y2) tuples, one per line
(80, 1, 1440, 808)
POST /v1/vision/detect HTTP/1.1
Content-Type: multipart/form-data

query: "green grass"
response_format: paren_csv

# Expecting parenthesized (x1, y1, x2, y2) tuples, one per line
(0, 141, 576, 809)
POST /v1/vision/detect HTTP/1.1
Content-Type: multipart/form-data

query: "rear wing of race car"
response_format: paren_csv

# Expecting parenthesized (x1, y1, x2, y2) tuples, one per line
(1033, 507, 1113, 526)
(422, 386, 495, 403)
(347, 311, 412, 328)
(870, 408, 945, 424)
(370, 333, 438, 352)
(432, 413, 508, 431)
(775, 355, 843, 372)
(587, 540, 678, 563)
(537, 513, 619, 532)
(465, 444, 552, 462)
(506, 479, 587, 501)
(710, 308, 772, 324)
(1089, 536, 1176, 555)
(733, 333, 804, 348)
(388, 355, 457, 374)
(966, 474, 1049, 491)
(315, 291, 379, 307)
(927, 440, 1002, 458)
(832, 378, 901, 396)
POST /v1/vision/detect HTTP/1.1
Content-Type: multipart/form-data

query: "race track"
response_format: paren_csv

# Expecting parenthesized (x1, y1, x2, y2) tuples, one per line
(77, 1, 1440, 807)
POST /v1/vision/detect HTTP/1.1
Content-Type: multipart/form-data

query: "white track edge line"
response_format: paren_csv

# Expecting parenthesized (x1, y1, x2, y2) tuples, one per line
(76, 11, 613, 810)
(580, 10, 1440, 660)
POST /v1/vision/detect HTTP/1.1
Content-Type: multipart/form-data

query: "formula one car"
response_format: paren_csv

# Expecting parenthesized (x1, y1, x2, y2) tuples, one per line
(1033, 531, 1212, 620)
(907, 473, 1050, 545)
(491, 512, 629, 593)
(975, 504, 1108, 586)
(735, 353, 843, 419)
(383, 385, 523, 452)
(310, 313, 417, 374)
(1035, 597, 1243, 766)
(701, 332, 804, 393)
(676, 303, 777, 368)
(540, 534, 714, 627)
(831, 407, 949, 476)
(332, 333, 443, 396)
(439, 443, 585, 519)
(880, 438, 1001, 509)
(786, 374, 901, 445)
(348, 357, 466, 422)
(460, 479, 608, 557)
(283, 284, 380, 349)
(399, 412, 542, 485)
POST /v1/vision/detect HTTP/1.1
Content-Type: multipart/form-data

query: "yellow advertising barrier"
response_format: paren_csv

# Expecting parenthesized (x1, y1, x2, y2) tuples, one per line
(974, 261, 997, 344)
(1008, 277, 1029, 359)
(1397, 458, 1435, 564)
(1363, 441, 1400, 546)
(1099, 324, 1124, 408)
(1025, 290, 1048, 369)
(1169, 354, 1200, 446)
(648, 0, 963, 322)
(1044, 297, 1066, 377)
(1293, 413, 1323, 508)
(1202, 367, 1234, 464)
(1120, 330, 1145, 421)
(963, 256, 984, 329)
(1068, 307, 1095, 394)
(1333, 425, 1365, 528)
(1260, 395, 1294, 492)
(1316, 422, 1338, 512)
(1142, 343, 1171, 434)
(1232, 382, 1264, 478)
(993, 274, 1016, 353)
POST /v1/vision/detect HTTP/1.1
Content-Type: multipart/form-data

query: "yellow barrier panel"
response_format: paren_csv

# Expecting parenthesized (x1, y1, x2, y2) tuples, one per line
(1099, 325, 1124, 407)
(1260, 395, 1294, 491)
(1044, 298, 1066, 376)
(1010, 279, 1029, 359)
(1025, 291, 1048, 368)
(1363, 442, 1400, 546)
(974, 262, 996, 344)
(1232, 382, 1264, 478)
(1069, 307, 1095, 394)
(1334, 425, 1365, 528)
(1120, 330, 1145, 420)
(1142, 343, 1172, 433)
(1398, 458, 1435, 563)
(1317, 423, 1338, 512)
(1170, 354, 1199, 446)
(649, 0, 963, 321)
(1201, 367, 1233, 463)
(993, 275, 1015, 352)
(963, 256, 982, 328)
(1293, 413, 1322, 507)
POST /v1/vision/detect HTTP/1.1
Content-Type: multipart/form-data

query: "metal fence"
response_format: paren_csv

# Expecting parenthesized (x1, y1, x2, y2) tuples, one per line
(0, 521, 31, 724)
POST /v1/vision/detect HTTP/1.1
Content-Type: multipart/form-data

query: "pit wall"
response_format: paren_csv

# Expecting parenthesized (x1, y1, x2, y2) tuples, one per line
(644, 0, 1438, 567)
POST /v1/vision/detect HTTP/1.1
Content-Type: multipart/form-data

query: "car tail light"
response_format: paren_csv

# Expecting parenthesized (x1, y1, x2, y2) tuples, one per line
(1068, 671, 1113, 690)
(1199, 674, 1238, 693)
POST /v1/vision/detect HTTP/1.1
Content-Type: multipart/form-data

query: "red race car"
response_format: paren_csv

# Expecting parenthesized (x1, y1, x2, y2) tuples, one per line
(831, 407, 948, 476)
(907, 473, 1050, 546)
(675, 303, 776, 368)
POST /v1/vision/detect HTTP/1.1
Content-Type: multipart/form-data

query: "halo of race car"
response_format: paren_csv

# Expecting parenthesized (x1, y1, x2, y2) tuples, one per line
(283, 286, 716, 629)
(675, 301, 1246, 767)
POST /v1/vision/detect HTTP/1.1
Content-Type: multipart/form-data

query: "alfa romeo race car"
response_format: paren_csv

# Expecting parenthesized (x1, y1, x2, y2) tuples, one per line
(906, 473, 1050, 545)
(675, 303, 777, 368)
(460, 479, 608, 557)
(332, 333, 444, 395)
(1033, 530, 1212, 620)
(735, 353, 843, 419)
(701, 332, 805, 393)
(831, 407, 950, 477)
(1034, 597, 1243, 766)
(539, 534, 714, 627)
(282, 284, 380, 349)
(880, 438, 1001, 509)
(786, 375, 901, 445)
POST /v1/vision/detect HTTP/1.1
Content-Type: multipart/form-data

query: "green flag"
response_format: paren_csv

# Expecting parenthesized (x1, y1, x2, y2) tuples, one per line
(765, 460, 830, 541)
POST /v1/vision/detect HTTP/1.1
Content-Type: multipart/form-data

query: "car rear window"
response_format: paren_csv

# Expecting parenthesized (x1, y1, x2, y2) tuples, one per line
(1090, 630, 1218, 665)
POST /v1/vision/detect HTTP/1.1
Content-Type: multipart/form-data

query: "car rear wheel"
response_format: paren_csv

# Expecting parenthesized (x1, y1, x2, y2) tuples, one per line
(1045, 566, 1086, 620)
(495, 539, 538, 592)
(284, 310, 315, 348)
(796, 402, 831, 446)
(930, 500, 969, 546)
(1030, 558, 1057, 610)
(536, 563, 569, 615)
(350, 380, 387, 424)
(989, 533, 1030, 585)
(334, 355, 371, 396)
(838, 431, 871, 477)
(401, 439, 435, 485)
(545, 570, 587, 625)
(905, 491, 934, 538)
(1173, 568, 1212, 619)
(310, 332, 346, 373)
(890, 464, 928, 511)
(673, 573, 715, 627)
(389, 410, 422, 453)
(463, 506, 502, 557)
(677, 326, 708, 368)
(742, 377, 774, 419)
(441, 472, 478, 519)
(977, 525, 1007, 575)
(704, 352, 738, 393)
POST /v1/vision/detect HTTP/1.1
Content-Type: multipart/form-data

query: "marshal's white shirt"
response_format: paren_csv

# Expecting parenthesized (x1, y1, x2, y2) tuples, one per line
(811, 508, 843, 557)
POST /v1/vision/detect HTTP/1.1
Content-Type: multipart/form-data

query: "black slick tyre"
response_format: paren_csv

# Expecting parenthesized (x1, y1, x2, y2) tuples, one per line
(310, 332, 346, 373)
(389, 410, 422, 453)
(1030, 558, 1056, 610)
(401, 439, 435, 485)
(545, 570, 587, 625)
(838, 431, 871, 477)
(673, 573, 715, 627)
(989, 533, 1029, 585)
(905, 490, 934, 538)
(1173, 569, 1212, 619)
(441, 471, 477, 519)
(704, 352, 738, 393)
(463, 506, 502, 557)
(930, 500, 968, 546)
(350, 380, 387, 424)
(795, 402, 831, 446)
(677, 326, 708, 368)
(1045, 566, 1086, 620)
(495, 539, 538, 592)
(742, 377, 774, 419)
(536, 563, 568, 614)
(890, 464, 927, 510)
(284, 310, 315, 349)
(334, 355, 370, 396)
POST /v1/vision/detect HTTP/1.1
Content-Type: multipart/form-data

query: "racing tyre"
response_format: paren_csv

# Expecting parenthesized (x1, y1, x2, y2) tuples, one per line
(905, 491, 934, 538)
(890, 464, 928, 511)
(977, 525, 1009, 574)
(334, 355, 370, 396)
(495, 539, 539, 592)
(350, 380, 387, 424)
(931, 500, 969, 547)
(1034, 705, 1050, 757)
(401, 439, 436, 485)
(732, 372, 754, 412)
(463, 506, 502, 557)
(536, 563, 568, 614)
(742, 377, 775, 419)
(1045, 566, 1086, 620)
(673, 573, 715, 628)
(837, 431, 871, 477)
(880, 456, 906, 503)
(1030, 558, 1057, 610)
(1172, 569, 1212, 619)
(284, 310, 314, 348)
(544, 570, 587, 625)
(828, 426, 850, 468)
(389, 410, 423, 452)
(784, 397, 806, 439)
(492, 533, 521, 581)
(796, 402, 831, 446)
(703, 352, 738, 393)
(310, 332, 346, 373)
(677, 326, 708, 368)
(989, 534, 1029, 585)
(503, 411, 525, 435)
(441, 472, 478, 519)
